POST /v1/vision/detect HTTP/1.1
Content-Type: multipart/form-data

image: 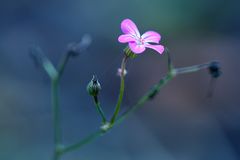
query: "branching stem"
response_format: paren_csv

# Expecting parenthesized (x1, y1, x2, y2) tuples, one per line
(61, 60, 215, 154)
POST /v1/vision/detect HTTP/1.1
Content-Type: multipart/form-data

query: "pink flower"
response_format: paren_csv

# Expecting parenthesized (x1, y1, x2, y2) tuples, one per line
(118, 19, 164, 54)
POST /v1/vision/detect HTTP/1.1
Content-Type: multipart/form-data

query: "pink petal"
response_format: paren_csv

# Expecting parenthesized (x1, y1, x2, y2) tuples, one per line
(121, 19, 140, 38)
(129, 42, 146, 54)
(118, 34, 136, 43)
(141, 31, 161, 43)
(145, 44, 164, 54)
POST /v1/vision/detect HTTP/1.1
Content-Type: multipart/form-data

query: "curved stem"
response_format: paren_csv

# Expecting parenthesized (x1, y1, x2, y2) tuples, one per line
(61, 61, 214, 154)
(61, 73, 173, 154)
(110, 54, 128, 124)
(116, 72, 174, 125)
(93, 96, 107, 123)
(58, 53, 72, 78)
(62, 130, 104, 153)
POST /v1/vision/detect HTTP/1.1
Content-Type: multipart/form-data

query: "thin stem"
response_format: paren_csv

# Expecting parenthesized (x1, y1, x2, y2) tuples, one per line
(175, 63, 211, 75)
(61, 61, 214, 154)
(38, 55, 62, 159)
(62, 130, 104, 153)
(93, 96, 107, 123)
(61, 74, 173, 154)
(42, 57, 58, 80)
(116, 73, 174, 124)
(58, 52, 72, 78)
(110, 54, 128, 124)
(51, 78, 62, 160)
(39, 56, 62, 160)
(34, 51, 72, 160)
(165, 48, 174, 71)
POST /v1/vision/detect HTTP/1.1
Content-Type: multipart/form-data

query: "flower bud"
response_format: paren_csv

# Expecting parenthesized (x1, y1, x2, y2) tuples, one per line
(208, 61, 221, 78)
(117, 68, 127, 77)
(87, 75, 101, 96)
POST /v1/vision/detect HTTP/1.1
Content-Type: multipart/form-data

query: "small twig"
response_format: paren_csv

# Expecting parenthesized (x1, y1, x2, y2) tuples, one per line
(175, 63, 211, 75)
(57, 53, 72, 78)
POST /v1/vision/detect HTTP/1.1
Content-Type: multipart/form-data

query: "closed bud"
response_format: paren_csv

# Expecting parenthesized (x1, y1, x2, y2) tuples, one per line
(87, 75, 101, 96)
(208, 61, 221, 78)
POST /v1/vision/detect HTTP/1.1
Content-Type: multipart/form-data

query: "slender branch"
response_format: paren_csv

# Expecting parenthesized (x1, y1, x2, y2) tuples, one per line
(51, 78, 62, 160)
(165, 48, 174, 71)
(110, 54, 128, 124)
(93, 96, 107, 123)
(42, 57, 58, 80)
(62, 130, 104, 153)
(61, 61, 215, 154)
(116, 72, 174, 125)
(36, 54, 62, 160)
(58, 53, 72, 78)
(175, 63, 212, 75)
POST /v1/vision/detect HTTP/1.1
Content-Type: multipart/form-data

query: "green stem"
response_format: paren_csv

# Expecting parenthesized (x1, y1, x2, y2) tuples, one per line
(93, 96, 107, 123)
(61, 61, 214, 154)
(62, 130, 104, 153)
(42, 57, 58, 80)
(110, 54, 128, 124)
(36, 52, 73, 160)
(116, 72, 174, 125)
(58, 53, 71, 78)
(51, 78, 62, 160)
(39, 56, 62, 160)
(175, 63, 211, 75)
(61, 73, 173, 154)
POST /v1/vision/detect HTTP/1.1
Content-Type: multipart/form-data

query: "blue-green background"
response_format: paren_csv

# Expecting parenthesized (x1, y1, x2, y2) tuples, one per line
(0, 0, 239, 159)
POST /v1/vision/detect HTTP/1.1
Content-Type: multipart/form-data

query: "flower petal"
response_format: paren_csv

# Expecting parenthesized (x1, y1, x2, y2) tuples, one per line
(141, 31, 161, 43)
(129, 42, 145, 54)
(121, 19, 140, 38)
(145, 44, 164, 54)
(118, 34, 136, 43)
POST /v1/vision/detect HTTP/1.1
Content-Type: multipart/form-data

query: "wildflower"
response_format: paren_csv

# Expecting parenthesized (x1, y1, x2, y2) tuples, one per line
(117, 68, 127, 77)
(118, 19, 164, 54)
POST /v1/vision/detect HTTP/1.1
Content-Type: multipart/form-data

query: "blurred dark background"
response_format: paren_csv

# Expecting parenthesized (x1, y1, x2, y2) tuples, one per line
(0, 0, 240, 160)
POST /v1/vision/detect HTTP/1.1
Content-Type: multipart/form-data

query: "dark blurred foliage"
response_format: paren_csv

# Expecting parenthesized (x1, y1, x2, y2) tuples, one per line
(0, 0, 240, 160)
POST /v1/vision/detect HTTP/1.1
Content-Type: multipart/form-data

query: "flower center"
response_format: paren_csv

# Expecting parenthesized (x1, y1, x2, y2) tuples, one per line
(137, 37, 145, 45)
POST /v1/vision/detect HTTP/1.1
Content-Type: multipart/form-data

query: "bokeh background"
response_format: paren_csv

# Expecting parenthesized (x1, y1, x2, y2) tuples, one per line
(0, 0, 240, 160)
